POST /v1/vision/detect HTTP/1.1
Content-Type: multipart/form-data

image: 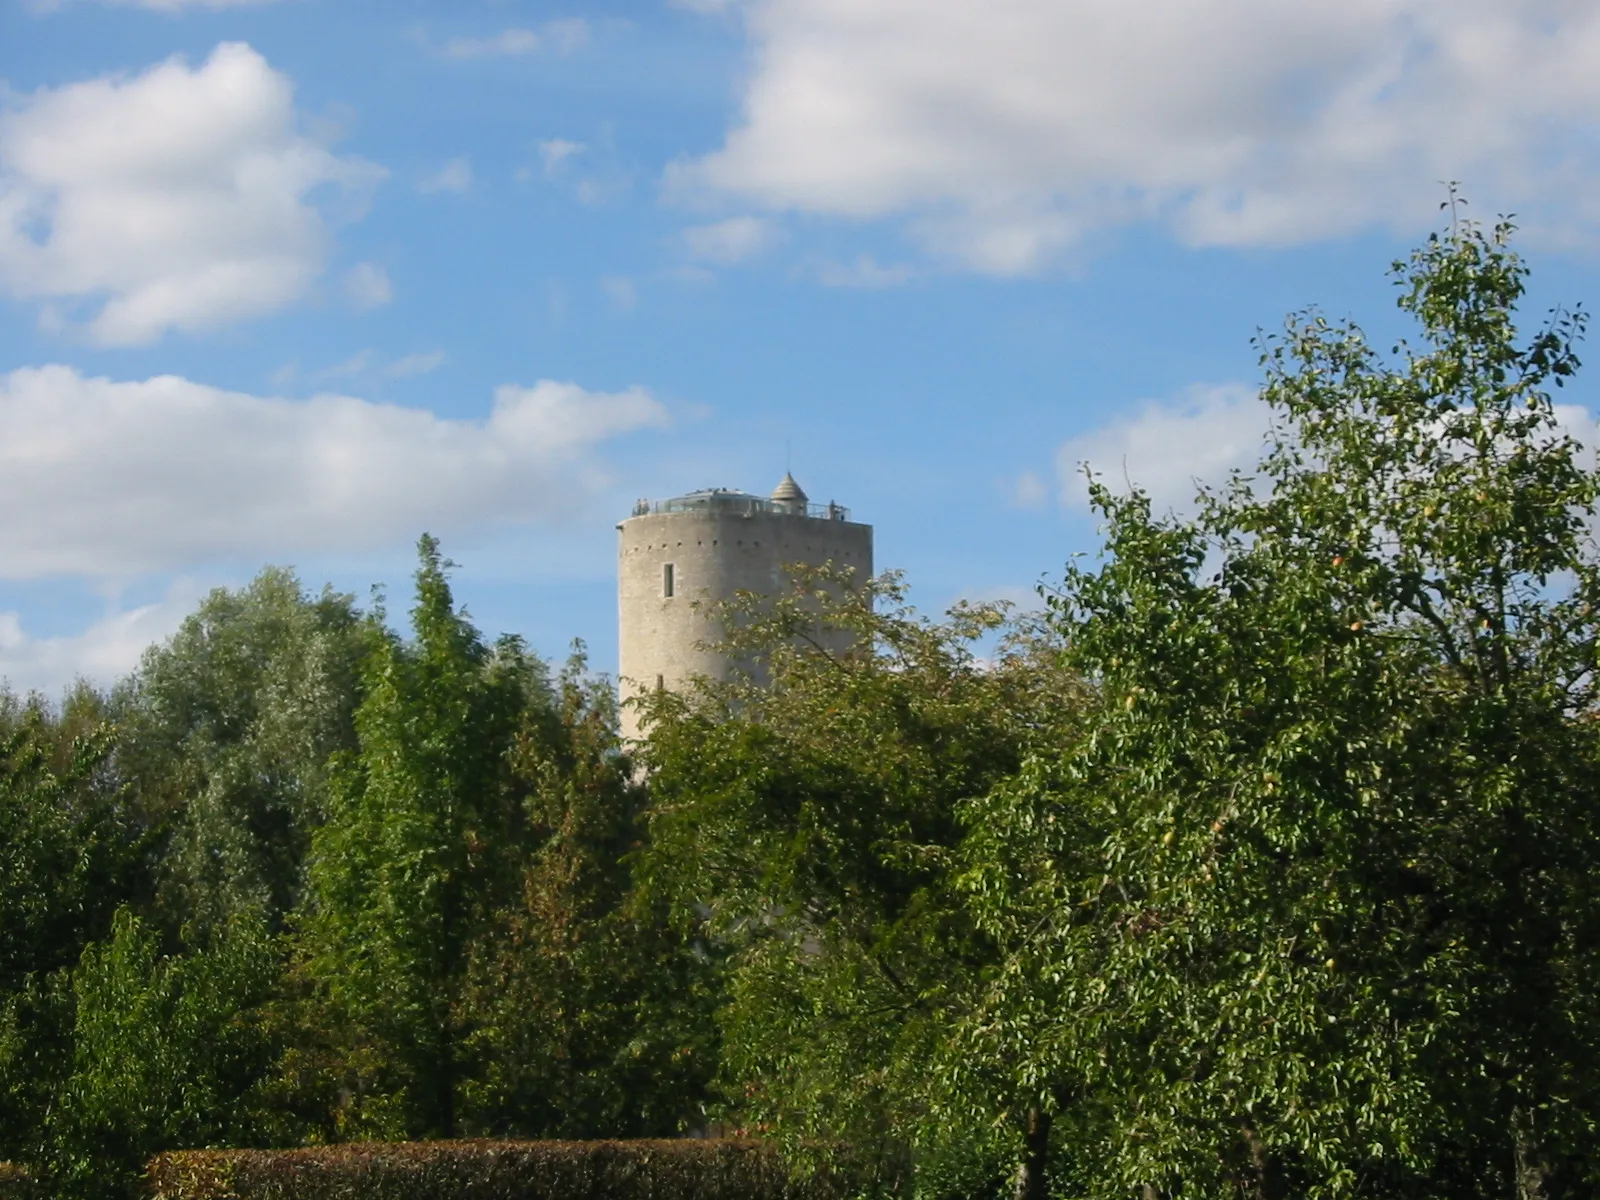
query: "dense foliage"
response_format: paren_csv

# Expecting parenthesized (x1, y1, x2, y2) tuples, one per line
(639, 571, 1082, 1198)
(2, 214, 1597, 1200)
(0, 542, 714, 1199)
(645, 214, 1600, 1199)
(984, 214, 1600, 1198)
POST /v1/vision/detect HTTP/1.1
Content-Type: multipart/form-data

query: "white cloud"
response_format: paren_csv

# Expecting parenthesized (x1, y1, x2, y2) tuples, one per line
(1057, 384, 1271, 516)
(385, 350, 446, 378)
(1555, 405, 1600, 477)
(682, 215, 779, 264)
(446, 28, 541, 58)
(0, 582, 204, 698)
(678, 0, 1600, 271)
(538, 138, 586, 174)
(807, 254, 914, 288)
(343, 262, 392, 311)
(1059, 391, 1600, 524)
(289, 348, 444, 384)
(305, 349, 446, 382)
(0, 43, 381, 344)
(315, 349, 375, 380)
(575, 173, 634, 206)
(444, 20, 589, 60)
(0, 365, 670, 579)
(418, 157, 473, 195)
(541, 19, 591, 54)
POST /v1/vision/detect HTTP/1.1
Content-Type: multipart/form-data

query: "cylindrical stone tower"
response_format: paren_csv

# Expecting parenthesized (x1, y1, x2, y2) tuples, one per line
(616, 474, 873, 741)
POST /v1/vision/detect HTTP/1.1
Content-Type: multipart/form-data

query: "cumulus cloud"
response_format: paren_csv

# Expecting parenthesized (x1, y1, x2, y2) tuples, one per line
(1056, 384, 1272, 516)
(682, 216, 779, 263)
(1059, 389, 1600, 525)
(0, 582, 204, 698)
(678, 0, 1600, 271)
(0, 43, 381, 345)
(1555, 404, 1600, 471)
(0, 365, 669, 579)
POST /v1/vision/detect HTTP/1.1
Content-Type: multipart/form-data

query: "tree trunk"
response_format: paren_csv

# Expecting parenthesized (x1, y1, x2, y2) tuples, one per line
(1011, 1107, 1051, 1200)
(1240, 1124, 1285, 1200)
(1513, 1107, 1550, 1200)
(428, 1020, 457, 1138)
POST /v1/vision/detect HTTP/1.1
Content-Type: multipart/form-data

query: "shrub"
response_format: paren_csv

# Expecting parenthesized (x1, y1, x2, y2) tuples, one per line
(146, 1139, 843, 1200)
(0, 1162, 32, 1199)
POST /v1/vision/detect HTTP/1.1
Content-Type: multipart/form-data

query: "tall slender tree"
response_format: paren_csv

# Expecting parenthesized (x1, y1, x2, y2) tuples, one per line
(461, 647, 720, 1137)
(304, 536, 533, 1137)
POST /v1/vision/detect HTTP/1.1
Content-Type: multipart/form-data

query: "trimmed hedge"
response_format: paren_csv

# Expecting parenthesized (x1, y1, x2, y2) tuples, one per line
(146, 1139, 844, 1200)
(0, 1163, 32, 1199)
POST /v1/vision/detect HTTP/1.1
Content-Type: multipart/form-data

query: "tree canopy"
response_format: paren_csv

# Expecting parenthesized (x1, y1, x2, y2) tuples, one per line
(0, 545, 717, 1197)
(646, 213, 1600, 1200)
(4, 213, 1600, 1200)
(990, 212, 1600, 1197)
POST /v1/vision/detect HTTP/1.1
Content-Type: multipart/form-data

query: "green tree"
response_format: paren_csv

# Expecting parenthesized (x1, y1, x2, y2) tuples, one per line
(304, 536, 535, 1138)
(965, 211, 1600, 1196)
(641, 569, 1080, 1198)
(0, 695, 145, 999)
(0, 693, 149, 1174)
(461, 647, 720, 1137)
(42, 909, 279, 1200)
(113, 568, 364, 937)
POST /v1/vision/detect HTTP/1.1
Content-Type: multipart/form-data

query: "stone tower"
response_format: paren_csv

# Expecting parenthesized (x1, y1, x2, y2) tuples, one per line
(616, 474, 873, 741)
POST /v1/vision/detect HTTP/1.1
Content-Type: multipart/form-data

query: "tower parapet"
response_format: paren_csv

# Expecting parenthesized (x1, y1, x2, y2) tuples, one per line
(616, 476, 873, 741)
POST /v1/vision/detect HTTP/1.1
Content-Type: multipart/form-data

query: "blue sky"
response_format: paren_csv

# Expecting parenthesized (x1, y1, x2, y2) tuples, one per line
(0, 0, 1597, 692)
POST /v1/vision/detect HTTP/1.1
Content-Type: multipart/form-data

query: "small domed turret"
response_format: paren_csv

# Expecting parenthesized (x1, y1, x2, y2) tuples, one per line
(770, 472, 808, 511)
